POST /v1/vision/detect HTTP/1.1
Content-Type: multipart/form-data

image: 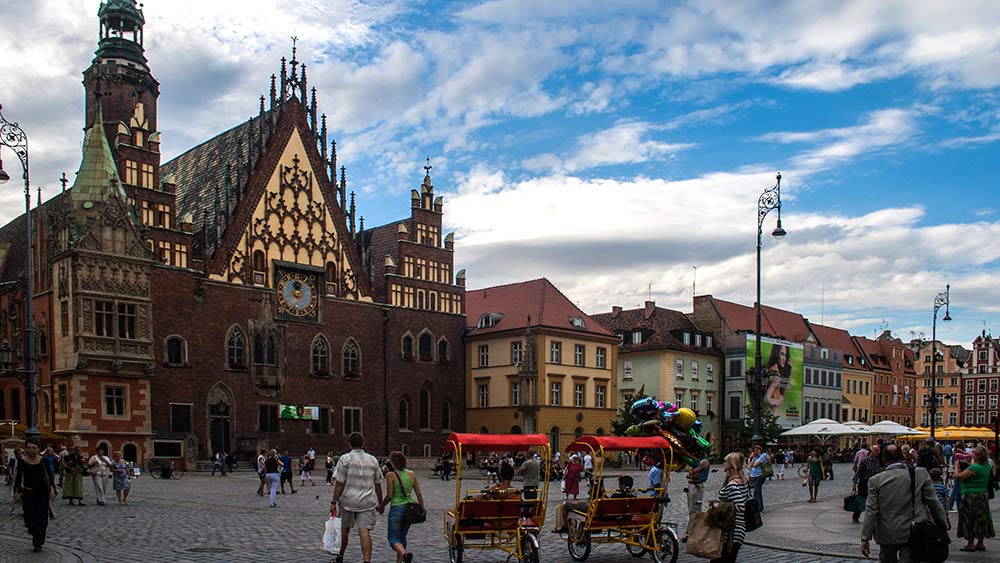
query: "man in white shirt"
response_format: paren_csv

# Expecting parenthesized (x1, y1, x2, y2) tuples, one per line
(331, 432, 384, 563)
(87, 446, 114, 505)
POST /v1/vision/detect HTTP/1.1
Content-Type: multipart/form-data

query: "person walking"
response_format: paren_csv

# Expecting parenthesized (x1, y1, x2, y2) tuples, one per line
(211, 451, 226, 476)
(807, 448, 824, 503)
(852, 444, 880, 523)
(378, 450, 425, 563)
(955, 445, 995, 552)
(279, 449, 296, 494)
(87, 446, 114, 506)
(264, 449, 283, 508)
(563, 454, 584, 499)
(62, 447, 86, 506)
(860, 444, 949, 562)
(748, 445, 768, 512)
(948, 440, 972, 511)
(256, 449, 267, 496)
(331, 432, 385, 563)
(822, 447, 834, 480)
(13, 438, 57, 553)
(518, 452, 540, 500)
(683, 456, 710, 542)
(57, 445, 69, 488)
(300, 453, 316, 486)
(326, 451, 335, 485)
(774, 447, 785, 480)
(710, 452, 750, 563)
(111, 450, 131, 505)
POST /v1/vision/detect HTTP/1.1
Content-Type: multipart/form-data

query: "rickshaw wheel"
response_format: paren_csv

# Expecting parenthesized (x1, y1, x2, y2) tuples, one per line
(449, 534, 463, 563)
(567, 531, 591, 561)
(625, 532, 648, 557)
(651, 528, 679, 563)
(520, 533, 540, 563)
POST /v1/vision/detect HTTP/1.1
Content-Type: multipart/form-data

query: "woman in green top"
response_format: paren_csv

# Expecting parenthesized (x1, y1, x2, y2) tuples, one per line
(956, 445, 995, 552)
(378, 451, 425, 563)
(806, 449, 824, 503)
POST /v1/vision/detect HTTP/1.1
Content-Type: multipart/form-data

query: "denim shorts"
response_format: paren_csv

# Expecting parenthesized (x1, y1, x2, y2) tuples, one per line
(387, 504, 411, 547)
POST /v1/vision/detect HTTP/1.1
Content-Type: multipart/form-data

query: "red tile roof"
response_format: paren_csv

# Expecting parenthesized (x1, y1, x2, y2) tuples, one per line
(810, 323, 868, 370)
(711, 297, 813, 343)
(465, 278, 613, 338)
(590, 304, 721, 356)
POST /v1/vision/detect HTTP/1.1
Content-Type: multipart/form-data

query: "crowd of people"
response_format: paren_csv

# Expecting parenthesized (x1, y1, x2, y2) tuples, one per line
(7, 439, 135, 552)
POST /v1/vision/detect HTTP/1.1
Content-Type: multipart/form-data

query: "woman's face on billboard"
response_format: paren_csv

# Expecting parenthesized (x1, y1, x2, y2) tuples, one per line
(778, 346, 788, 366)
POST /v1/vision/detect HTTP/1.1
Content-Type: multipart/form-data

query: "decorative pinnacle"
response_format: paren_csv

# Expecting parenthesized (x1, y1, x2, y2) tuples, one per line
(424, 157, 432, 176)
(291, 35, 298, 62)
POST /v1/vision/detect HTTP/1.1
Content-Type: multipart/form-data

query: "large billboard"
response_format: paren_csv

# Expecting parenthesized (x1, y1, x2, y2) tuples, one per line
(746, 337, 803, 429)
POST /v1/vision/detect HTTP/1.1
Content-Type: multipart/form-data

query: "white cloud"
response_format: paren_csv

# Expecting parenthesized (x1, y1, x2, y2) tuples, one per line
(524, 121, 694, 173)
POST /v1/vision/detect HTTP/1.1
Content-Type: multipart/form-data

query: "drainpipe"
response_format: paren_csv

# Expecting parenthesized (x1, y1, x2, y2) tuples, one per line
(382, 309, 390, 456)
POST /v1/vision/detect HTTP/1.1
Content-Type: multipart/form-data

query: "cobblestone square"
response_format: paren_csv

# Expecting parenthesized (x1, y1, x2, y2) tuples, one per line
(3, 462, 997, 562)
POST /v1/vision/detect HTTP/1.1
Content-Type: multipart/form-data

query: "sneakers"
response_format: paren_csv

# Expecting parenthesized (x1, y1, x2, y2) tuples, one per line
(403, 553, 414, 563)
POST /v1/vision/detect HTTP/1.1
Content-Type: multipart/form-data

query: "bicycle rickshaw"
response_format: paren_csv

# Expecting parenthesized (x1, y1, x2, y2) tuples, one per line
(443, 432, 551, 563)
(560, 435, 679, 563)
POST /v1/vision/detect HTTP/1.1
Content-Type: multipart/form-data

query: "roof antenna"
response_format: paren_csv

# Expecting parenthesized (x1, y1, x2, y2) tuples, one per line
(820, 280, 825, 326)
(692, 266, 697, 297)
(647, 282, 651, 302)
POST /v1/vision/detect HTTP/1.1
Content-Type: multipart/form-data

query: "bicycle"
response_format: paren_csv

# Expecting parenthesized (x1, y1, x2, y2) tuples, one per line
(148, 459, 184, 480)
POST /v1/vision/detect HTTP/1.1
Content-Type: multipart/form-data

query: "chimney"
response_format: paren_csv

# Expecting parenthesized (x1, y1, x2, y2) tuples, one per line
(611, 306, 622, 318)
(643, 300, 655, 320)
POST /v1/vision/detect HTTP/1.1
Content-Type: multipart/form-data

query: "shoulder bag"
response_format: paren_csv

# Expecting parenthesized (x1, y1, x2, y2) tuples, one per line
(394, 470, 426, 524)
(743, 482, 763, 532)
(685, 511, 723, 559)
(907, 466, 949, 563)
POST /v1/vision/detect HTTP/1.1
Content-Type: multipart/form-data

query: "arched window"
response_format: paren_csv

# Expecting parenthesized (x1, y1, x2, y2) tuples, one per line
(252, 250, 267, 285)
(164, 335, 186, 365)
(325, 261, 337, 295)
(311, 335, 329, 375)
(420, 387, 431, 429)
(429, 292, 438, 312)
(441, 399, 451, 430)
(401, 334, 414, 360)
(265, 334, 277, 365)
(419, 332, 433, 361)
(252, 333, 265, 365)
(574, 426, 584, 439)
(416, 291, 425, 310)
(437, 339, 449, 362)
(226, 327, 246, 369)
(550, 426, 561, 453)
(398, 399, 409, 430)
(343, 339, 361, 377)
(595, 427, 605, 436)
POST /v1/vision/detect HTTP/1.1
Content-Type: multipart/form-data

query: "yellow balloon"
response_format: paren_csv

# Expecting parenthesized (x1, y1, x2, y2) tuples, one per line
(675, 408, 697, 430)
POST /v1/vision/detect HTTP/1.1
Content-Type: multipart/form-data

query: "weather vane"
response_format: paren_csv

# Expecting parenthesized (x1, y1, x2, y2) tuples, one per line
(424, 157, 432, 176)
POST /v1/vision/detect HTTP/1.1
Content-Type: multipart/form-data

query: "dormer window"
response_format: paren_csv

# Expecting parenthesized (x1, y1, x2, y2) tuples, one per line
(695, 334, 702, 347)
(477, 313, 504, 329)
(846, 355, 854, 365)
(705, 335, 713, 348)
(631, 330, 642, 344)
(569, 316, 586, 329)
(821, 348, 829, 359)
(682, 332, 691, 345)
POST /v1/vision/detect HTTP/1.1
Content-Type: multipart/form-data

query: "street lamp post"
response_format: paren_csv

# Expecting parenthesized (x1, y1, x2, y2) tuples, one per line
(0, 104, 39, 441)
(749, 173, 786, 446)
(929, 285, 951, 440)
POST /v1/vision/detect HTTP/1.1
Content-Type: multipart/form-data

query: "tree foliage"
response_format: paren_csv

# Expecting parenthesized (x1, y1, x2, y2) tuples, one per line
(612, 385, 651, 436)
(737, 403, 783, 447)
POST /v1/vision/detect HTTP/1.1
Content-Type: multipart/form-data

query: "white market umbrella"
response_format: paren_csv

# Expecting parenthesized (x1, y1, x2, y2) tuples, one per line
(843, 421, 873, 435)
(780, 418, 870, 437)
(866, 420, 921, 436)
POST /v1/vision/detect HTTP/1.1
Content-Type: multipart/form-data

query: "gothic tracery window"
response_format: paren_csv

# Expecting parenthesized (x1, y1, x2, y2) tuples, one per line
(227, 327, 246, 369)
(312, 335, 329, 375)
(343, 339, 361, 377)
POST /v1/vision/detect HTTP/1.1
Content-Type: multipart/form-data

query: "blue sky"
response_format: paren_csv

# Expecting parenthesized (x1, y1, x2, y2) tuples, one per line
(1, 0, 998, 346)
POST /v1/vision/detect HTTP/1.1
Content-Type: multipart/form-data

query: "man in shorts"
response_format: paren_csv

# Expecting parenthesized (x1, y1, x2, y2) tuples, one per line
(256, 449, 267, 496)
(331, 432, 384, 563)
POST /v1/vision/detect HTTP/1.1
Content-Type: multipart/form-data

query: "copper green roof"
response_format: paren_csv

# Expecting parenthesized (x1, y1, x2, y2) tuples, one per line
(70, 112, 125, 218)
(98, 0, 144, 26)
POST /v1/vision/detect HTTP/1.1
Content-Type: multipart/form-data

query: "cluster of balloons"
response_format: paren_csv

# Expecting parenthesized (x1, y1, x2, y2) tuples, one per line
(625, 397, 711, 471)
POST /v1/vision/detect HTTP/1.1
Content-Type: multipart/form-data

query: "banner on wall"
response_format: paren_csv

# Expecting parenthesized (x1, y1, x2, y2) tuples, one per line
(279, 405, 319, 420)
(746, 337, 804, 429)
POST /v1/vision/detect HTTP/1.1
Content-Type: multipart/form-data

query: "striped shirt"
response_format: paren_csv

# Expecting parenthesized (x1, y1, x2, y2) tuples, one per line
(333, 449, 382, 512)
(719, 479, 751, 545)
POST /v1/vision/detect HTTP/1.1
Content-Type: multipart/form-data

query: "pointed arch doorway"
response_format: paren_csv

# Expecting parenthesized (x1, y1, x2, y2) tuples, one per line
(207, 384, 234, 456)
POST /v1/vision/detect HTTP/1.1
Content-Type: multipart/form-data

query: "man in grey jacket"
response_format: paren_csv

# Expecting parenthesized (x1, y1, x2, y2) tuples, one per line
(861, 445, 949, 563)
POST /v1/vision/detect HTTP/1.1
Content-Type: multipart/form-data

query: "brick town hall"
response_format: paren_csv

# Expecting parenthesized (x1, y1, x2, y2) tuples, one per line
(0, 0, 467, 467)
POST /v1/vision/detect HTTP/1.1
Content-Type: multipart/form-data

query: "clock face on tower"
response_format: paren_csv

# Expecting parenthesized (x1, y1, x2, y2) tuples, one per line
(276, 271, 318, 319)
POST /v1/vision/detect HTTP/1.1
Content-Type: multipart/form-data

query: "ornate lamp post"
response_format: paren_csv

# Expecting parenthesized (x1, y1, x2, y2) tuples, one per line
(929, 285, 951, 439)
(749, 173, 786, 446)
(0, 104, 39, 441)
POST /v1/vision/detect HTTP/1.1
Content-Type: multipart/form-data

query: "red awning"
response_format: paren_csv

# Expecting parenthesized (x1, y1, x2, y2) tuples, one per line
(442, 432, 549, 452)
(566, 435, 672, 453)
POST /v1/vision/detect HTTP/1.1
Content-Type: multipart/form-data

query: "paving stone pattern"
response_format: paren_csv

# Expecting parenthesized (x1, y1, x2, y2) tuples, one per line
(0, 462, 978, 562)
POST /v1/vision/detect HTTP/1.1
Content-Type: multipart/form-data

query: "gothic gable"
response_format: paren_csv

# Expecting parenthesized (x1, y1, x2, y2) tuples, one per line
(207, 109, 371, 302)
(74, 195, 157, 262)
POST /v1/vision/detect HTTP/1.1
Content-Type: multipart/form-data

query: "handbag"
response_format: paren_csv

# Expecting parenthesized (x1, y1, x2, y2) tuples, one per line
(761, 462, 774, 479)
(560, 479, 567, 493)
(907, 466, 949, 563)
(744, 497, 763, 532)
(393, 470, 426, 524)
(685, 511, 723, 559)
(842, 494, 859, 512)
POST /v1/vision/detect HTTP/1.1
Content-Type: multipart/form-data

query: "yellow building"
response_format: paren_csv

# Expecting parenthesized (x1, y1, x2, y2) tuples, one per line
(465, 279, 618, 452)
(811, 324, 873, 424)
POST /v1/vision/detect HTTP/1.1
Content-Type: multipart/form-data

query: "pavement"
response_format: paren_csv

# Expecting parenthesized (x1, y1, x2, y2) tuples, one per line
(0, 462, 994, 562)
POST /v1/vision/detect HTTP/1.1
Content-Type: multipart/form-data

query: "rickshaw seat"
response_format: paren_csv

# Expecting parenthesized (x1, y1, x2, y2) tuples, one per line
(583, 497, 657, 529)
(455, 499, 539, 532)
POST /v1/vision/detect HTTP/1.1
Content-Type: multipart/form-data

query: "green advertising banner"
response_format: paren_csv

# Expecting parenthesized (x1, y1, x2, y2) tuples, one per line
(279, 405, 319, 420)
(746, 337, 803, 429)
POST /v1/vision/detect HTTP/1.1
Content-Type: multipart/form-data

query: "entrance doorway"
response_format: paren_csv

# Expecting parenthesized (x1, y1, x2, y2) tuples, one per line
(207, 383, 234, 457)
(123, 443, 138, 464)
(210, 417, 230, 455)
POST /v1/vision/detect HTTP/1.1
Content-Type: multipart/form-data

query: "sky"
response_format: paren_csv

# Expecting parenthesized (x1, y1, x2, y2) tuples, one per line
(0, 0, 998, 347)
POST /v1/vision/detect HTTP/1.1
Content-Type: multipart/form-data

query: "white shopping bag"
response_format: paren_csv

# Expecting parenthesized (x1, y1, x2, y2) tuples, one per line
(322, 516, 343, 553)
